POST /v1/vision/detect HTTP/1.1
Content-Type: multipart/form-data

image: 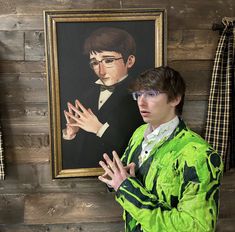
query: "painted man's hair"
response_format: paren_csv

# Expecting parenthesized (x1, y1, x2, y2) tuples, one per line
(83, 27, 136, 63)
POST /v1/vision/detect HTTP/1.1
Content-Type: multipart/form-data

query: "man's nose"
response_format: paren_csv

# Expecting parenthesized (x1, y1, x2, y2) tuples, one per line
(137, 94, 147, 106)
(98, 62, 106, 75)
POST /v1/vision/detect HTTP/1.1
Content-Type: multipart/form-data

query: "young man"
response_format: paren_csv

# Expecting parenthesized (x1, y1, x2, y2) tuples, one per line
(62, 27, 143, 169)
(98, 66, 223, 231)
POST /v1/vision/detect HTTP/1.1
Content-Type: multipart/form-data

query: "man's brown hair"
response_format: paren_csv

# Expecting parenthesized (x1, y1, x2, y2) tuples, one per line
(130, 66, 186, 115)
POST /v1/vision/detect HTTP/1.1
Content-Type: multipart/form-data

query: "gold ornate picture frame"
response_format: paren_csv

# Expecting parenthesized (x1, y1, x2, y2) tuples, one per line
(44, 8, 167, 178)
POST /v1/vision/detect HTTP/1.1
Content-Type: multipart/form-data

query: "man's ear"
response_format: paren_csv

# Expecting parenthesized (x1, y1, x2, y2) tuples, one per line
(170, 95, 182, 107)
(126, 55, 135, 68)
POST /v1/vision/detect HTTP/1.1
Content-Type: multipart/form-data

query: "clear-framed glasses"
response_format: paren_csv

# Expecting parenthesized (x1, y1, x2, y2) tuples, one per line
(89, 57, 123, 69)
(132, 90, 163, 101)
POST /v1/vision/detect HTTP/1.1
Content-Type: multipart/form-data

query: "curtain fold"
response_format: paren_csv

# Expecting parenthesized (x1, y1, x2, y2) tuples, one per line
(0, 126, 4, 180)
(205, 20, 235, 171)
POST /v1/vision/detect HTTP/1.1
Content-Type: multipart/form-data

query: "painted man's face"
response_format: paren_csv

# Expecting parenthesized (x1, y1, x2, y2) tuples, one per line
(89, 51, 135, 86)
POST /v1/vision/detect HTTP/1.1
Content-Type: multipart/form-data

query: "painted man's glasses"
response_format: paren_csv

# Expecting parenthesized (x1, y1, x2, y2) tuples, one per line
(132, 90, 163, 101)
(89, 57, 123, 69)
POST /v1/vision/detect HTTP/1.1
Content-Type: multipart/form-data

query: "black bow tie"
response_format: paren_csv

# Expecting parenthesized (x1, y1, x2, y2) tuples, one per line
(100, 85, 116, 92)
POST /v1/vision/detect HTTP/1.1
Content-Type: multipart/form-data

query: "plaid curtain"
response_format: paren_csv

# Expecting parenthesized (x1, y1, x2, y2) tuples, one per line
(205, 20, 235, 171)
(0, 127, 4, 179)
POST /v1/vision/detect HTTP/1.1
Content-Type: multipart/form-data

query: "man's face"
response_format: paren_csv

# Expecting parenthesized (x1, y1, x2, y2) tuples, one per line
(89, 51, 135, 86)
(136, 90, 180, 129)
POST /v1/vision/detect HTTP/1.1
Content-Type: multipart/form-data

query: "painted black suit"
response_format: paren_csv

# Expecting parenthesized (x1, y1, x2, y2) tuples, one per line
(62, 76, 143, 169)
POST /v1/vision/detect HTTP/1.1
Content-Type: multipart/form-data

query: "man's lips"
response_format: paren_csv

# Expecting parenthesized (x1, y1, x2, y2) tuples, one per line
(140, 110, 150, 117)
(100, 76, 110, 80)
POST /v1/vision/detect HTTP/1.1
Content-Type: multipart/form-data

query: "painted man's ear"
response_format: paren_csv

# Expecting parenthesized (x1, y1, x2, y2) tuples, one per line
(126, 55, 136, 68)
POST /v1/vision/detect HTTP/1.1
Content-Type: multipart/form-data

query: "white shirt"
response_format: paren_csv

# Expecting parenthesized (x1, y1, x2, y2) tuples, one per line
(138, 116, 180, 166)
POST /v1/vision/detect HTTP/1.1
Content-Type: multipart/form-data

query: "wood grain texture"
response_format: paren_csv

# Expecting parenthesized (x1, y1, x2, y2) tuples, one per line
(0, 61, 45, 73)
(24, 192, 122, 224)
(122, 0, 235, 30)
(5, 147, 50, 163)
(168, 30, 219, 60)
(0, 31, 24, 60)
(4, 133, 49, 148)
(183, 100, 207, 135)
(217, 219, 235, 232)
(0, 0, 122, 15)
(0, 194, 25, 224)
(0, 163, 110, 194)
(217, 169, 235, 231)
(0, 222, 124, 232)
(0, 73, 47, 103)
(0, 14, 44, 30)
(0, 0, 17, 15)
(25, 31, 45, 61)
(169, 60, 213, 99)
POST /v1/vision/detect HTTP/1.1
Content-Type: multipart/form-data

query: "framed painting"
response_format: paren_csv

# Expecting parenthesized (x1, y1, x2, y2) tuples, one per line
(44, 8, 167, 178)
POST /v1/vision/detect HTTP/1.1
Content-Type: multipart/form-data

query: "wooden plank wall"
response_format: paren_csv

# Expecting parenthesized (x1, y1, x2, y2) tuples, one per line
(0, 0, 235, 231)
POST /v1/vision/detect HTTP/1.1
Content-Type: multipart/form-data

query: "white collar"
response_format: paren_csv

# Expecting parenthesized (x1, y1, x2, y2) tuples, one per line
(144, 116, 179, 141)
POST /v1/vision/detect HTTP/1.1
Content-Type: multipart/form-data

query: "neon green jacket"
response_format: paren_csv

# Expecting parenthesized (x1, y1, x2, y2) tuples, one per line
(116, 120, 223, 232)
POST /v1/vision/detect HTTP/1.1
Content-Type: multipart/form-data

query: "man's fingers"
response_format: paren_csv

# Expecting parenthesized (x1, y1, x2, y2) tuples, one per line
(112, 151, 124, 172)
(64, 110, 70, 123)
(75, 101, 79, 117)
(65, 111, 79, 122)
(87, 108, 94, 115)
(68, 103, 82, 116)
(68, 123, 81, 127)
(101, 171, 110, 179)
(99, 160, 114, 178)
(103, 153, 119, 173)
(103, 153, 112, 163)
(75, 99, 88, 114)
(67, 102, 73, 114)
(124, 163, 136, 177)
(129, 162, 136, 177)
(98, 175, 111, 185)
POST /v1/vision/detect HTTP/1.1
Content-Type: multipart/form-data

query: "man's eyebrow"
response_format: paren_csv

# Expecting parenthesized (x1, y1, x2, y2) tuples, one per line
(101, 55, 116, 58)
(90, 55, 116, 60)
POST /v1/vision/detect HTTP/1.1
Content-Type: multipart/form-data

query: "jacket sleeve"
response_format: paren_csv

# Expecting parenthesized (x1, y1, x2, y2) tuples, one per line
(116, 146, 223, 232)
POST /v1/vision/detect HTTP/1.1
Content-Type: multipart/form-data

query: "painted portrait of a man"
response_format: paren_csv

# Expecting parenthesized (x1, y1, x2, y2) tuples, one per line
(62, 26, 144, 169)
(44, 9, 165, 177)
